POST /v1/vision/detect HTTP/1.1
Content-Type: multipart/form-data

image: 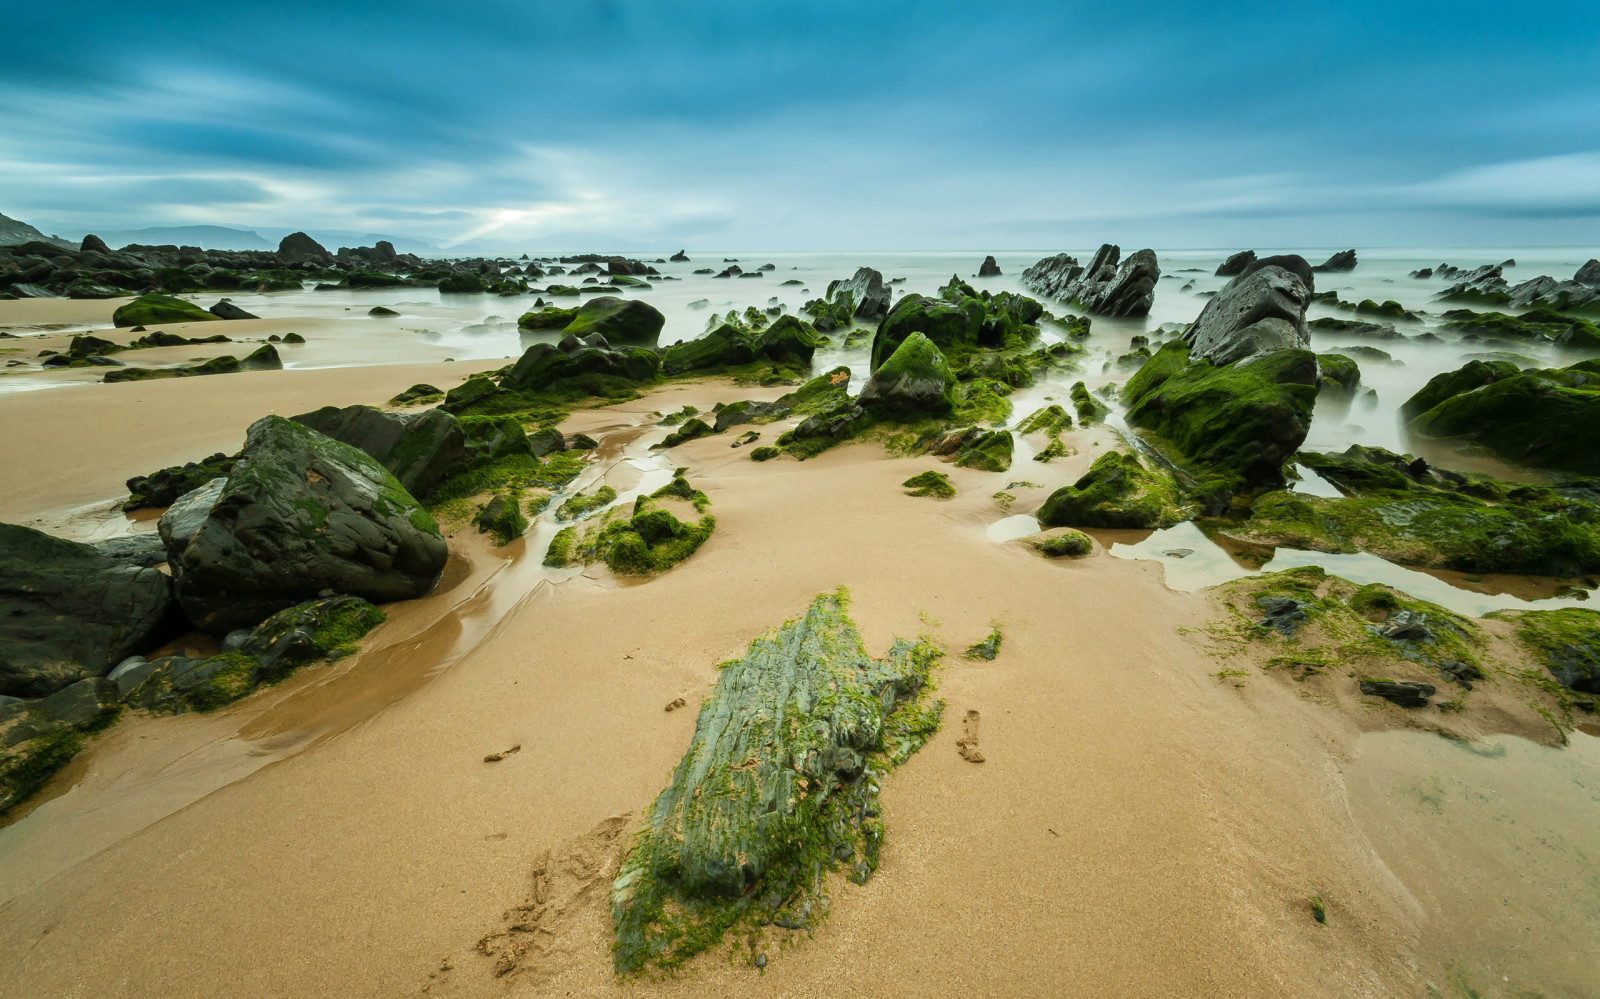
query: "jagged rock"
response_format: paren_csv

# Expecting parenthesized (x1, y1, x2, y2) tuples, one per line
(80, 234, 110, 253)
(826, 266, 892, 323)
(291, 404, 466, 500)
(124, 453, 237, 511)
(858, 332, 959, 415)
(208, 300, 259, 320)
(1311, 249, 1357, 272)
(610, 591, 938, 973)
(978, 255, 1001, 277)
(1184, 255, 1313, 364)
(0, 523, 176, 697)
(1576, 259, 1600, 288)
(1257, 596, 1309, 636)
(1215, 250, 1256, 277)
(369, 305, 400, 317)
(1020, 244, 1158, 317)
(670, 249, 689, 262)
(158, 415, 447, 635)
(1358, 679, 1434, 707)
(277, 231, 331, 264)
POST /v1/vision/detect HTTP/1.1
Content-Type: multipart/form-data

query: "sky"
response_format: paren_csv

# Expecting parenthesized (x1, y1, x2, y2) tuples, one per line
(3, 0, 1599, 251)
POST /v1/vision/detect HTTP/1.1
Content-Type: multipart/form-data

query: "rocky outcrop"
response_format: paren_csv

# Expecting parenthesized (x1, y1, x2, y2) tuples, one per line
(1403, 357, 1600, 476)
(1184, 254, 1313, 365)
(159, 416, 447, 635)
(610, 591, 939, 973)
(869, 293, 983, 370)
(276, 231, 331, 264)
(1576, 259, 1600, 288)
(978, 255, 1001, 277)
(208, 300, 259, 320)
(857, 332, 959, 415)
(491, 336, 660, 397)
(826, 267, 892, 323)
(0, 523, 176, 697)
(669, 249, 689, 262)
(1311, 250, 1357, 272)
(1020, 244, 1158, 317)
(1215, 250, 1256, 277)
(291, 405, 466, 500)
(560, 296, 664, 345)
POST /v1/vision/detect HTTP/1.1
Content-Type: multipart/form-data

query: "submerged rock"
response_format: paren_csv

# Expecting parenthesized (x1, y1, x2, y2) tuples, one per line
(610, 591, 941, 974)
(159, 415, 447, 635)
(1020, 244, 1159, 317)
(0, 523, 177, 697)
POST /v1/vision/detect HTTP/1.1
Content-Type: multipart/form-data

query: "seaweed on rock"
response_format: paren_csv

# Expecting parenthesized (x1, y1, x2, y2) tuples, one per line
(610, 590, 943, 974)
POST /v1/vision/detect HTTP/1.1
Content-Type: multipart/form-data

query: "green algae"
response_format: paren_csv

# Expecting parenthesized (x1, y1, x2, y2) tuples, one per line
(902, 470, 956, 498)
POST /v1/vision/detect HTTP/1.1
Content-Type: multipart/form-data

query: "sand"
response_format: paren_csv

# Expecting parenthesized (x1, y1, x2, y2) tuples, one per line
(0, 304, 1594, 999)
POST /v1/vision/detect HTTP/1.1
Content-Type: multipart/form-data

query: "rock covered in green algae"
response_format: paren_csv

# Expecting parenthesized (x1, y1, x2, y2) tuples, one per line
(1070, 380, 1108, 424)
(610, 590, 942, 974)
(158, 415, 447, 635)
(902, 470, 955, 498)
(869, 292, 984, 370)
(1122, 340, 1318, 503)
(655, 417, 717, 449)
(1441, 307, 1600, 348)
(0, 523, 176, 698)
(660, 314, 821, 376)
(475, 494, 527, 545)
(559, 296, 665, 345)
(1403, 357, 1600, 476)
(1037, 450, 1193, 530)
(545, 475, 713, 576)
(1502, 608, 1600, 694)
(123, 452, 237, 511)
(1031, 529, 1093, 557)
(291, 404, 467, 501)
(857, 331, 960, 416)
(516, 305, 579, 329)
(1015, 404, 1072, 438)
(101, 346, 280, 383)
(953, 429, 1013, 472)
(1315, 353, 1362, 395)
(111, 293, 220, 328)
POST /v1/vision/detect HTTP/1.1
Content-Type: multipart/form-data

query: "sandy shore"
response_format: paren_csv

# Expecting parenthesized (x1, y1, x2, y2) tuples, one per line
(0, 310, 1594, 998)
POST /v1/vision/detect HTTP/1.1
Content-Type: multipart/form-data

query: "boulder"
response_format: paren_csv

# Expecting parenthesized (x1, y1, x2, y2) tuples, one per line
(756, 314, 820, 365)
(1311, 249, 1357, 272)
(827, 267, 891, 322)
(1403, 357, 1600, 476)
(500, 338, 661, 394)
(240, 344, 282, 370)
(1576, 259, 1600, 288)
(1037, 451, 1190, 529)
(0, 523, 177, 697)
(111, 293, 219, 328)
(977, 255, 1001, 277)
(91, 533, 170, 568)
(1020, 244, 1158, 317)
(277, 231, 331, 264)
(208, 300, 259, 320)
(560, 296, 664, 345)
(124, 452, 237, 510)
(870, 293, 984, 370)
(80, 234, 110, 254)
(857, 332, 959, 415)
(1183, 255, 1313, 365)
(291, 404, 466, 500)
(670, 249, 690, 262)
(662, 324, 757, 374)
(159, 415, 447, 635)
(369, 306, 400, 317)
(1215, 250, 1256, 277)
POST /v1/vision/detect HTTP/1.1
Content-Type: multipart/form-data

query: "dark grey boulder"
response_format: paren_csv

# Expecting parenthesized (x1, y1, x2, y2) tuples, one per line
(159, 415, 447, 635)
(827, 267, 891, 322)
(209, 300, 259, 320)
(91, 533, 169, 568)
(80, 234, 110, 253)
(37, 677, 118, 726)
(368, 306, 400, 317)
(277, 231, 330, 264)
(977, 255, 1001, 277)
(1020, 244, 1158, 317)
(1257, 596, 1309, 636)
(1312, 249, 1357, 272)
(1215, 250, 1256, 277)
(1576, 259, 1600, 288)
(0, 523, 177, 697)
(291, 404, 466, 500)
(1184, 255, 1314, 365)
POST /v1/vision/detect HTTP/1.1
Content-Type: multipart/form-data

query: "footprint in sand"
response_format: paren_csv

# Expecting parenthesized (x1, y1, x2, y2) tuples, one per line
(956, 709, 985, 763)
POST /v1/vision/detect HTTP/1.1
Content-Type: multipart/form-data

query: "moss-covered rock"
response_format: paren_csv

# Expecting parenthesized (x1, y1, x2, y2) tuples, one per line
(1016, 404, 1071, 437)
(857, 332, 959, 416)
(111, 293, 219, 328)
(953, 429, 1013, 472)
(1441, 307, 1600, 348)
(560, 296, 665, 345)
(1403, 357, 1600, 475)
(869, 293, 984, 370)
(661, 323, 758, 374)
(903, 470, 956, 498)
(1122, 341, 1318, 501)
(476, 494, 527, 545)
(1032, 530, 1093, 557)
(1505, 608, 1600, 693)
(123, 452, 237, 511)
(516, 306, 578, 329)
(750, 446, 781, 462)
(1037, 450, 1192, 529)
(556, 485, 617, 521)
(655, 417, 717, 449)
(610, 590, 941, 974)
(291, 405, 467, 501)
(1316, 352, 1361, 395)
(1069, 381, 1109, 424)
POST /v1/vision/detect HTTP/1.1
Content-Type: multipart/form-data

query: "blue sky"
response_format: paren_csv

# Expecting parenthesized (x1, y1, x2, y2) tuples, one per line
(3, 0, 1598, 250)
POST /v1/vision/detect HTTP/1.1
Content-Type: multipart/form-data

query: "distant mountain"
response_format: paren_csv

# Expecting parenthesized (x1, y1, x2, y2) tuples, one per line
(0, 211, 73, 248)
(84, 225, 275, 251)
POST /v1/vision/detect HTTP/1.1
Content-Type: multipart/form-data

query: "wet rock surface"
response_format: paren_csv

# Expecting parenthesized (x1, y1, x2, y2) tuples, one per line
(1021, 244, 1158, 317)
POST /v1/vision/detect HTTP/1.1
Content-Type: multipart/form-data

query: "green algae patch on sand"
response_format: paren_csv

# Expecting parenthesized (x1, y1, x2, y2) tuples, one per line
(610, 590, 943, 974)
(544, 475, 713, 576)
(1038, 450, 1194, 529)
(111, 293, 220, 328)
(902, 470, 955, 498)
(953, 429, 1013, 472)
(556, 485, 618, 521)
(1498, 607, 1600, 695)
(1032, 529, 1093, 557)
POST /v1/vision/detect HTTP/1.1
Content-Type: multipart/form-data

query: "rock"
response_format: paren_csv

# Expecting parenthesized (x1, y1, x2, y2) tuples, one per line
(661, 323, 757, 374)
(1311, 250, 1357, 272)
(37, 677, 118, 726)
(111, 293, 219, 328)
(1403, 357, 1600, 475)
(158, 415, 447, 635)
(291, 404, 467, 500)
(670, 249, 689, 262)
(560, 296, 664, 345)
(827, 267, 892, 323)
(1184, 255, 1313, 364)
(1020, 245, 1159, 317)
(240, 344, 282, 370)
(527, 426, 566, 456)
(610, 591, 937, 973)
(1031, 530, 1093, 557)
(857, 332, 959, 415)
(0, 522, 177, 697)
(953, 430, 1013, 472)
(1378, 609, 1432, 642)
(1257, 596, 1309, 636)
(91, 533, 169, 568)
(476, 494, 527, 545)
(499, 338, 661, 395)
(713, 399, 787, 433)
(977, 255, 1001, 277)
(1576, 259, 1600, 288)
(277, 231, 331, 264)
(1410, 267, 1433, 279)
(1123, 342, 1319, 501)
(1215, 250, 1257, 277)
(388, 383, 443, 405)
(124, 452, 236, 510)
(368, 306, 400, 317)
(80, 234, 110, 253)
(1358, 679, 1434, 707)
(1512, 609, 1600, 693)
(1038, 451, 1191, 529)
(756, 314, 820, 365)
(566, 432, 599, 450)
(208, 300, 259, 320)
(869, 293, 983, 370)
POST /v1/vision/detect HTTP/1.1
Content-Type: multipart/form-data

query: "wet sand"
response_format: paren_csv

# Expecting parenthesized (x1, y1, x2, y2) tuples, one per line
(0, 303, 1595, 998)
